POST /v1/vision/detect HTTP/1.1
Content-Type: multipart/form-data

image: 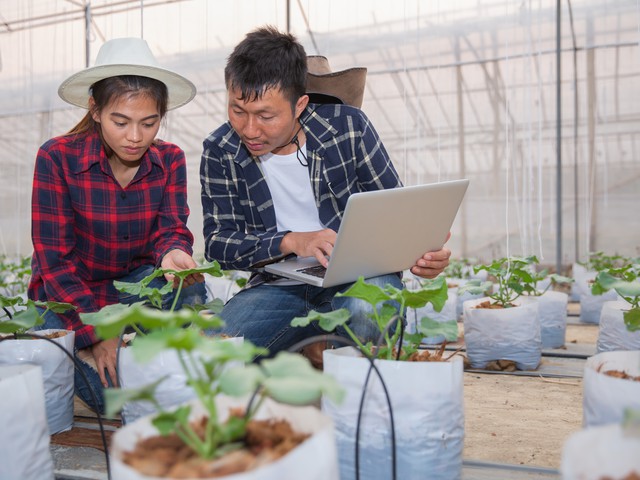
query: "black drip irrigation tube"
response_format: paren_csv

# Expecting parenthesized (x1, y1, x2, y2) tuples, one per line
(283, 316, 406, 480)
(0, 332, 112, 480)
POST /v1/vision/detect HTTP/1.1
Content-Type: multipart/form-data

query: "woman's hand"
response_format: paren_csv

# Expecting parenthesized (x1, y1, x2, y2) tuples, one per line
(161, 249, 204, 286)
(90, 338, 122, 387)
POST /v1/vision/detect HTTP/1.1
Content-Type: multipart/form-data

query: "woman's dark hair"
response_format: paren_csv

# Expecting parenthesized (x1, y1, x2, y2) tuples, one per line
(224, 25, 307, 110)
(66, 75, 168, 152)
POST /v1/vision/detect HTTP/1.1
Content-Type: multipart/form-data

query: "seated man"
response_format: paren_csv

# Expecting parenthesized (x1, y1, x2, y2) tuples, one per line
(200, 26, 451, 357)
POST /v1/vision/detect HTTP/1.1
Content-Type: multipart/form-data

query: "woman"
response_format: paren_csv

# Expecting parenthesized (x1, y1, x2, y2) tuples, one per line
(28, 38, 205, 413)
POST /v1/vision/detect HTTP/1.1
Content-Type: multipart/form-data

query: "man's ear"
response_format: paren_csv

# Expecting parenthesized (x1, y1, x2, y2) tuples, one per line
(89, 97, 100, 123)
(295, 94, 309, 119)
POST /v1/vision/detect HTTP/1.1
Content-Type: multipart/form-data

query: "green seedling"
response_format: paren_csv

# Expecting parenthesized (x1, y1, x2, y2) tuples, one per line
(0, 255, 32, 297)
(458, 256, 539, 307)
(516, 257, 574, 297)
(0, 296, 76, 334)
(292, 275, 449, 361)
(83, 261, 344, 460)
(592, 269, 640, 332)
(444, 257, 479, 280)
(580, 251, 627, 272)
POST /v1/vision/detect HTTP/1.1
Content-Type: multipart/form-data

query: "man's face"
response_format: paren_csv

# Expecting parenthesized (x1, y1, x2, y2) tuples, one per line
(227, 86, 308, 157)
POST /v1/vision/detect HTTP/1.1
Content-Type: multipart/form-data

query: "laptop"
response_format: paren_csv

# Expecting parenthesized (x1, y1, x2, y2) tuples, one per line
(264, 178, 469, 288)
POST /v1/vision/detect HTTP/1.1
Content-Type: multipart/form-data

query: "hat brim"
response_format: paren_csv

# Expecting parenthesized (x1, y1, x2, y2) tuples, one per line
(58, 64, 196, 110)
(306, 67, 367, 109)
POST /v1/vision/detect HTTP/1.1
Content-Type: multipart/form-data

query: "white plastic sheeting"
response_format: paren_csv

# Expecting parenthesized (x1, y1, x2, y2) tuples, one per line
(1, 0, 639, 267)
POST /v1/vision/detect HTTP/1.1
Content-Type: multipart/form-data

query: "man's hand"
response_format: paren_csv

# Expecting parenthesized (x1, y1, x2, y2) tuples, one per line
(411, 232, 452, 279)
(161, 249, 204, 286)
(280, 229, 337, 268)
(90, 338, 122, 387)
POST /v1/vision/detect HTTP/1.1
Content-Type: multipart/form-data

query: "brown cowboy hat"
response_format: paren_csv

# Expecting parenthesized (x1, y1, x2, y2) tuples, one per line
(306, 55, 367, 108)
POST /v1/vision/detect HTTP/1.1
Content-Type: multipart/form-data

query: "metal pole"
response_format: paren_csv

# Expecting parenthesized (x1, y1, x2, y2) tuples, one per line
(84, 1, 91, 68)
(556, 0, 563, 274)
(286, 0, 290, 34)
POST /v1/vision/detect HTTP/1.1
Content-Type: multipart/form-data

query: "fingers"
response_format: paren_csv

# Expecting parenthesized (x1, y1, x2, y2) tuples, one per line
(412, 246, 452, 279)
(280, 229, 337, 260)
(91, 339, 121, 388)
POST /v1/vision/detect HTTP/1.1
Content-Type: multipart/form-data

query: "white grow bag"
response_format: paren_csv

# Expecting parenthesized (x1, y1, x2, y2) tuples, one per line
(322, 347, 464, 480)
(596, 300, 640, 353)
(536, 290, 568, 349)
(0, 364, 54, 480)
(463, 297, 541, 370)
(0, 328, 75, 434)
(561, 423, 640, 480)
(583, 350, 640, 427)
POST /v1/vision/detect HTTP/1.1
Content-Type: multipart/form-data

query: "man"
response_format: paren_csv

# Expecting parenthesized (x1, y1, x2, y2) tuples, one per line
(200, 26, 451, 355)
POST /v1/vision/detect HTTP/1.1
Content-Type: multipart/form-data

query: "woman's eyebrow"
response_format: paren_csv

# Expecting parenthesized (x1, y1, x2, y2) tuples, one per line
(109, 112, 160, 121)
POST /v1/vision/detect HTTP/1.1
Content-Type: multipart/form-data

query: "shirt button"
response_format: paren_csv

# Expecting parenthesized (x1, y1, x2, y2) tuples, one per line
(121, 192, 126, 199)
(123, 235, 129, 240)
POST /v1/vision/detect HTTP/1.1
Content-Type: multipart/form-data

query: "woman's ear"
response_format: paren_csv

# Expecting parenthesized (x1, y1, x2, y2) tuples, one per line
(88, 97, 100, 123)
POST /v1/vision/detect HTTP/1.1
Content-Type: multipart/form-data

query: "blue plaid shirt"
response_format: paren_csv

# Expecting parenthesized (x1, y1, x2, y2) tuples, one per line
(200, 103, 402, 287)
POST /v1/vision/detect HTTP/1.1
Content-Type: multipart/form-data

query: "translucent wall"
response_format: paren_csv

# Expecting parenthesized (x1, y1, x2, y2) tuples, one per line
(1, 0, 639, 268)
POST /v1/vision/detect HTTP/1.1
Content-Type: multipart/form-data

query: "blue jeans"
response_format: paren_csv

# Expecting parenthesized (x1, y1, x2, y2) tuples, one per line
(213, 273, 403, 357)
(33, 264, 206, 415)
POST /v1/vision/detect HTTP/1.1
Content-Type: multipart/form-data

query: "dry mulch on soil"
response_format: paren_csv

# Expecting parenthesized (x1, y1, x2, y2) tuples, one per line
(122, 416, 308, 479)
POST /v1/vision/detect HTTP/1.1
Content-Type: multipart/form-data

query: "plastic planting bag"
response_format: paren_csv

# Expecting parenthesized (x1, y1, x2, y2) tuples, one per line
(463, 297, 541, 370)
(0, 328, 75, 434)
(111, 396, 339, 480)
(537, 290, 568, 349)
(583, 350, 640, 427)
(0, 364, 54, 480)
(322, 347, 465, 480)
(561, 423, 640, 480)
(597, 301, 640, 353)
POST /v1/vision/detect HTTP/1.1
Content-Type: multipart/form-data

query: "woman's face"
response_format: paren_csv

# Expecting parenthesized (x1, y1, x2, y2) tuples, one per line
(91, 93, 161, 164)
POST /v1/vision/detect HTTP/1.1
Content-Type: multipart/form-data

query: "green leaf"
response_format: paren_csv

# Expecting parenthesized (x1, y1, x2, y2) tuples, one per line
(197, 338, 263, 364)
(458, 279, 493, 296)
(407, 276, 449, 311)
(162, 261, 224, 280)
(417, 317, 459, 341)
(336, 276, 393, 306)
(0, 294, 24, 309)
(624, 308, 640, 332)
(291, 308, 351, 332)
(82, 303, 208, 340)
(260, 352, 345, 405)
(0, 305, 43, 333)
(32, 300, 77, 314)
(218, 364, 264, 397)
(152, 405, 192, 436)
(103, 377, 166, 418)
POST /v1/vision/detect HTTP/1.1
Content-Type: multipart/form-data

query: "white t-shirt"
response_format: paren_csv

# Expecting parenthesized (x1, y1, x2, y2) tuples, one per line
(259, 144, 324, 285)
(259, 144, 324, 233)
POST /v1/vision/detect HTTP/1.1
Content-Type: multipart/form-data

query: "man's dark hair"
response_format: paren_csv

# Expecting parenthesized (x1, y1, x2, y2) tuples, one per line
(225, 25, 307, 109)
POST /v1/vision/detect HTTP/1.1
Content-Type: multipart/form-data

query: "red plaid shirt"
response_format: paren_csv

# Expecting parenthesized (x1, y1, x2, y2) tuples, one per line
(28, 129, 195, 349)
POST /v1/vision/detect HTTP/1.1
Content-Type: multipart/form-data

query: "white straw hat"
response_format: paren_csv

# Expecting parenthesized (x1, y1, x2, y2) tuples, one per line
(58, 38, 196, 110)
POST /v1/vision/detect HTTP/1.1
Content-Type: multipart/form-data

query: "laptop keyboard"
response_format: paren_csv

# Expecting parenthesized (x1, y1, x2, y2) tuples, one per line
(296, 264, 327, 278)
